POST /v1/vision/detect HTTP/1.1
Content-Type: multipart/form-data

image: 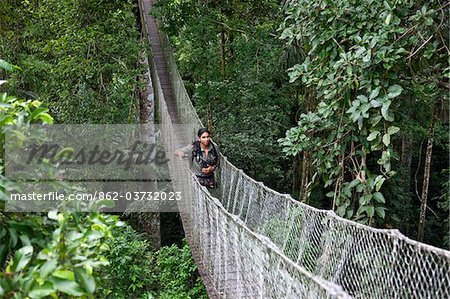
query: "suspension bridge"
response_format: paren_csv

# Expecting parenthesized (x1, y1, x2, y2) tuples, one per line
(138, 1, 450, 298)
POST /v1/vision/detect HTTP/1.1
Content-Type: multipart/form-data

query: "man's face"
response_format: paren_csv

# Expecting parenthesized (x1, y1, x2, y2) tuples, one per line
(198, 132, 210, 147)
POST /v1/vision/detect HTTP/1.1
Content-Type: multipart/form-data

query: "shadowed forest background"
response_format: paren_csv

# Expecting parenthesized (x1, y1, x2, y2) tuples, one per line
(152, 0, 449, 248)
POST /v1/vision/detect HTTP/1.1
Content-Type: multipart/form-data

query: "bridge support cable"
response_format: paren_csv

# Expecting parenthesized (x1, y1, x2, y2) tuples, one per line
(139, 2, 354, 297)
(139, 0, 450, 298)
(219, 159, 450, 298)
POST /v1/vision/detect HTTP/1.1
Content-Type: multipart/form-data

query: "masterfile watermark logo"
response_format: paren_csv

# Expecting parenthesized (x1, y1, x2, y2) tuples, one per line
(5, 124, 170, 180)
(4, 124, 183, 212)
(26, 141, 169, 171)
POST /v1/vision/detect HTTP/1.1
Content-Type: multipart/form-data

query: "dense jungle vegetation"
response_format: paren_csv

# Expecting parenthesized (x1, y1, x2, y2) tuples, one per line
(153, 0, 449, 248)
(0, 0, 205, 297)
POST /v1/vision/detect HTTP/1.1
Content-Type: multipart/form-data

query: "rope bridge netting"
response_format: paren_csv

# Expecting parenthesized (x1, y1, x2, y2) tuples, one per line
(145, 11, 450, 299)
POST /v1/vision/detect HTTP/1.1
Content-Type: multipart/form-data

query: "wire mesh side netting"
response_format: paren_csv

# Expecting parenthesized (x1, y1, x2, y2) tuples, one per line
(148, 11, 450, 298)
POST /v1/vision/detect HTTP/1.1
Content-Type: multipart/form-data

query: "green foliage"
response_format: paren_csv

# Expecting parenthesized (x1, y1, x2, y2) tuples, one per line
(1, 0, 207, 296)
(0, 211, 124, 298)
(0, 88, 202, 297)
(149, 0, 448, 247)
(279, 0, 449, 226)
(1, 0, 204, 294)
(0, 214, 49, 270)
(97, 226, 156, 298)
(0, 60, 53, 274)
(437, 169, 450, 248)
(155, 241, 207, 299)
(0, 60, 125, 298)
(0, 0, 143, 123)
(97, 225, 206, 299)
(153, 0, 294, 191)
(0, 88, 55, 207)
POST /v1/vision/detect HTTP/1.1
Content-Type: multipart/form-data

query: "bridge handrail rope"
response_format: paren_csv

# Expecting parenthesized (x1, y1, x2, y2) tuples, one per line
(154, 57, 352, 299)
(144, 4, 450, 297)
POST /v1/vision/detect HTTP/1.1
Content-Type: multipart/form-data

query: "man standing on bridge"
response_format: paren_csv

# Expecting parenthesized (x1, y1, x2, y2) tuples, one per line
(174, 128, 220, 189)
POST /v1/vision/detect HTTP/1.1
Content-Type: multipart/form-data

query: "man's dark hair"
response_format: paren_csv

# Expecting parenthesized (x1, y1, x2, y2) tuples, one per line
(197, 127, 210, 137)
(192, 128, 218, 167)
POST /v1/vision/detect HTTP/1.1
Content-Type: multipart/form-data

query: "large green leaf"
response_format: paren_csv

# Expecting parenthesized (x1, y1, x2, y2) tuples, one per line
(40, 260, 58, 279)
(0, 244, 7, 267)
(85, 230, 104, 241)
(367, 206, 375, 218)
(375, 207, 386, 219)
(387, 84, 403, 98)
(373, 192, 385, 203)
(47, 210, 58, 220)
(381, 100, 391, 120)
(336, 205, 346, 217)
(49, 277, 84, 297)
(387, 126, 400, 135)
(38, 113, 53, 124)
(0, 59, 19, 72)
(367, 131, 380, 141)
(52, 269, 75, 281)
(375, 176, 386, 191)
(349, 179, 360, 188)
(10, 245, 33, 272)
(382, 133, 390, 146)
(75, 267, 96, 294)
(369, 88, 380, 100)
(29, 282, 55, 299)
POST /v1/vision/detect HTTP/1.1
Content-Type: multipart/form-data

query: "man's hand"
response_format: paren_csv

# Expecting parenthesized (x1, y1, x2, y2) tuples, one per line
(202, 165, 215, 175)
(174, 150, 187, 158)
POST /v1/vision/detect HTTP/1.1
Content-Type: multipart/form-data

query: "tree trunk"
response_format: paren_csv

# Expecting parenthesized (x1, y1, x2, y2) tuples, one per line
(401, 135, 413, 191)
(299, 92, 315, 203)
(229, 31, 235, 63)
(207, 103, 213, 133)
(220, 28, 226, 80)
(300, 150, 311, 202)
(400, 134, 414, 233)
(292, 154, 301, 196)
(418, 112, 436, 242)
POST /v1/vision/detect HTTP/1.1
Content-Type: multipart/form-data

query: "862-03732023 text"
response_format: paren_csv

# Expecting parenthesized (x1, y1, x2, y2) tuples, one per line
(9, 191, 182, 202)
